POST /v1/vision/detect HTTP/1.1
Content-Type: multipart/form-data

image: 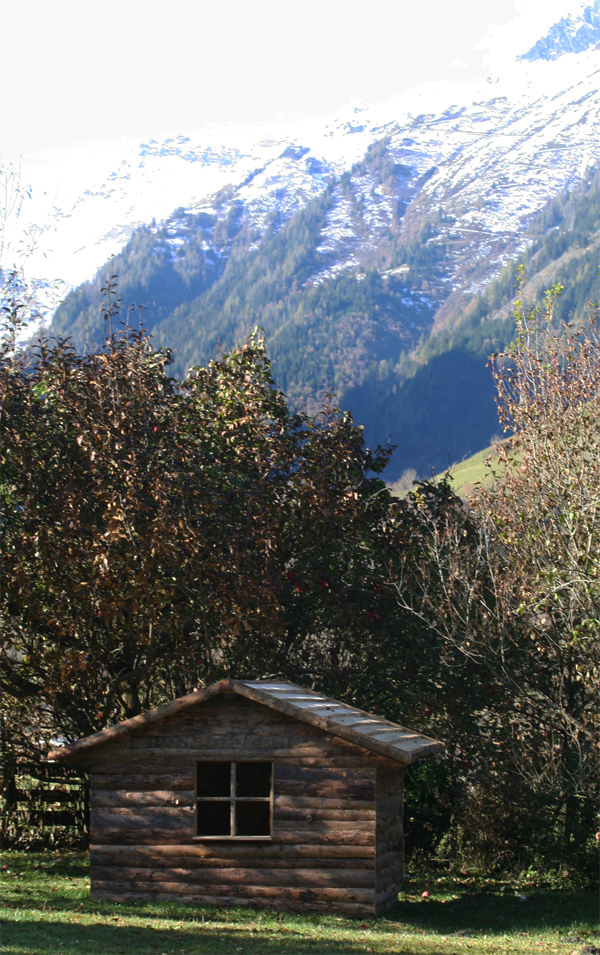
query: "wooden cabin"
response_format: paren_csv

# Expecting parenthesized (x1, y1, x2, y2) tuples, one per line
(48, 678, 443, 917)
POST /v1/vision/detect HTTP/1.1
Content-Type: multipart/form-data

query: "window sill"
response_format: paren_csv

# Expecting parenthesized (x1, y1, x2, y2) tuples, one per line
(193, 835, 272, 842)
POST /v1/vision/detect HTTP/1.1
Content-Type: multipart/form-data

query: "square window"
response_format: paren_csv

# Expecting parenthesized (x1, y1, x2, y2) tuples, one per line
(195, 761, 272, 839)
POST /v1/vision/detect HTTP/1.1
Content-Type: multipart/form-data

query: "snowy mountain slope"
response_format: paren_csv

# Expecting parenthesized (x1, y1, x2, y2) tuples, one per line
(44, 5, 600, 475)
(67, 46, 600, 339)
(24, 40, 600, 306)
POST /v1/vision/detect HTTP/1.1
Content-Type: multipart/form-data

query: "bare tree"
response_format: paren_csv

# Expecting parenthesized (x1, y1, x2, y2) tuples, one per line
(391, 272, 600, 857)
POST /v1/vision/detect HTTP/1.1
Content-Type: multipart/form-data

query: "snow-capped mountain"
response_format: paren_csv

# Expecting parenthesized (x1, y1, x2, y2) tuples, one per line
(21, 14, 600, 322)
(22, 5, 600, 476)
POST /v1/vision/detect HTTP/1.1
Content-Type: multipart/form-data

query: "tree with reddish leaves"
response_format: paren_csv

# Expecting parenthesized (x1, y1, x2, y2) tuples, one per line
(0, 278, 398, 741)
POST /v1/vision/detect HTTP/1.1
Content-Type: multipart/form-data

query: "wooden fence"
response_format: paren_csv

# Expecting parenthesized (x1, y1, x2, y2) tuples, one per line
(1, 761, 89, 848)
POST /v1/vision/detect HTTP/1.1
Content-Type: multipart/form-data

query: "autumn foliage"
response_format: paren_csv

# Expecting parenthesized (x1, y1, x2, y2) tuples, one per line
(2, 273, 599, 876)
(0, 279, 397, 740)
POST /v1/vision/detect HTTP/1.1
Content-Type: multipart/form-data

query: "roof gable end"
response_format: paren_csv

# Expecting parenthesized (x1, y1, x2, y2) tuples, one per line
(47, 678, 444, 765)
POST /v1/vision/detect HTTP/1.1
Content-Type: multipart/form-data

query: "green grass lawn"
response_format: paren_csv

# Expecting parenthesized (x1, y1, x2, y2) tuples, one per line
(1, 852, 598, 955)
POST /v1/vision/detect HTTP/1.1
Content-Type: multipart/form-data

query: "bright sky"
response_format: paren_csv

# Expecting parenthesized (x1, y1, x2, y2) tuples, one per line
(3, 0, 578, 160)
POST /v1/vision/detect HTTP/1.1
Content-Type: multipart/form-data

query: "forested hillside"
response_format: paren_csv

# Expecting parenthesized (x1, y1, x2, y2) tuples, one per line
(50, 156, 600, 480)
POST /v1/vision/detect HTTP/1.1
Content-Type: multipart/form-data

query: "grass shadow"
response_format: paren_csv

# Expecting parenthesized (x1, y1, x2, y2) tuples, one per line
(0, 915, 378, 955)
(387, 884, 600, 938)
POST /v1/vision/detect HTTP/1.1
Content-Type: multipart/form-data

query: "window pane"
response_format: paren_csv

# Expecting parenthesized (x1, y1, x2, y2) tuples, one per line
(197, 761, 230, 797)
(236, 800, 270, 836)
(236, 761, 272, 797)
(197, 800, 230, 836)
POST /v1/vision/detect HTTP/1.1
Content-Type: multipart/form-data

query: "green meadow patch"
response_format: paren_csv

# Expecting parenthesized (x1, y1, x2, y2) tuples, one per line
(1, 852, 598, 955)
(435, 444, 505, 499)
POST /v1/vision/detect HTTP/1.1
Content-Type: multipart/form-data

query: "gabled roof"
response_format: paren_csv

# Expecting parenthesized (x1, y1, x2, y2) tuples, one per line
(47, 678, 444, 766)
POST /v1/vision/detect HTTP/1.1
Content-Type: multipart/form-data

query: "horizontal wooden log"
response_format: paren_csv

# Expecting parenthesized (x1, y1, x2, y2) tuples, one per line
(93, 864, 374, 890)
(99, 739, 324, 757)
(275, 768, 375, 801)
(274, 819, 374, 834)
(274, 795, 375, 811)
(273, 830, 374, 846)
(91, 807, 194, 831)
(93, 749, 202, 761)
(136, 737, 378, 765)
(139, 722, 332, 740)
(92, 805, 194, 818)
(278, 766, 374, 782)
(96, 759, 381, 777)
(91, 790, 194, 808)
(274, 808, 375, 822)
(91, 829, 193, 845)
(90, 842, 376, 859)
(149, 706, 378, 753)
(176, 727, 388, 766)
(91, 885, 374, 917)
(113, 706, 308, 732)
(91, 850, 375, 870)
(100, 732, 354, 751)
(91, 877, 375, 905)
(275, 757, 379, 768)
(91, 773, 194, 790)
(276, 780, 374, 800)
(90, 748, 376, 764)
(90, 806, 376, 844)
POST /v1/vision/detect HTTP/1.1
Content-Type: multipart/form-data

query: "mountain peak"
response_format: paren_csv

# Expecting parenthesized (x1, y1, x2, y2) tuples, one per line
(520, 2, 600, 61)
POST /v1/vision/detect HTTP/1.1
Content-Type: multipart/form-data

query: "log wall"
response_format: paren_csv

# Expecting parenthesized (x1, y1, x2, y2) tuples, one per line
(82, 692, 403, 917)
(374, 764, 404, 914)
